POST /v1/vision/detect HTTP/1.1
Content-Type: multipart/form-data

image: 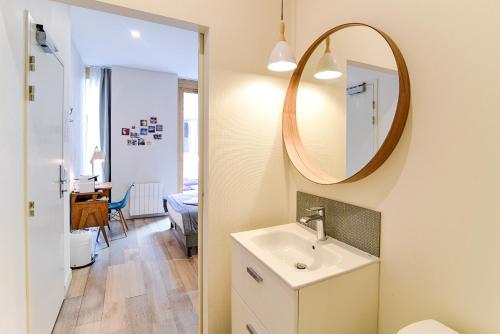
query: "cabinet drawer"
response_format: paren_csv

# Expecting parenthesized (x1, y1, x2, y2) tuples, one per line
(232, 289, 269, 334)
(232, 241, 298, 334)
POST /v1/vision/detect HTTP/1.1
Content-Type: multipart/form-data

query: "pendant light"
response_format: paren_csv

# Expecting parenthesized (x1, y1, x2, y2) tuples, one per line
(314, 36, 342, 79)
(267, 0, 297, 72)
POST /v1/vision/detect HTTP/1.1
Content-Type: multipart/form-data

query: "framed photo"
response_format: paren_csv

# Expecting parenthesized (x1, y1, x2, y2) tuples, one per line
(148, 126, 156, 133)
(138, 138, 145, 146)
(156, 124, 163, 132)
(122, 128, 130, 135)
(131, 139, 138, 145)
(127, 139, 133, 145)
(153, 133, 162, 140)
(140, 128, 148, 136)
(140, 120, 147, 127)
(150, 117, 157, 124)
(130, 131, 139, 138)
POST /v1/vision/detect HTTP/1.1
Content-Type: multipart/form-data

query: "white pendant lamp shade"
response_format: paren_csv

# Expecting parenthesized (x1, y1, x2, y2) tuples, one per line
(268, 20, 297, 72)
(314, 36, 342, 80)
(268, 41, 297, 72)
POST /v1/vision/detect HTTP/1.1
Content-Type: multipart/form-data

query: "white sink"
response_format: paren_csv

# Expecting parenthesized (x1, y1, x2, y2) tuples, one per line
(231, 223, 379, 289)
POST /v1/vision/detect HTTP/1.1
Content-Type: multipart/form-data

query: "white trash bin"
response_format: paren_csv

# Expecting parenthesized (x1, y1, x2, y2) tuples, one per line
(70, 229, 95, 268)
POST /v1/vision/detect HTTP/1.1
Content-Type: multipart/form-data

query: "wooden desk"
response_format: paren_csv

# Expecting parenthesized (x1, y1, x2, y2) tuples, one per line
(70, 191, 110, 246)
(95, 182, 112, 200)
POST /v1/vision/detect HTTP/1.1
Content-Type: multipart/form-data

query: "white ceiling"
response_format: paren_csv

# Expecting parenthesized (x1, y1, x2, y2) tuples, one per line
(70, 6, 198, 80)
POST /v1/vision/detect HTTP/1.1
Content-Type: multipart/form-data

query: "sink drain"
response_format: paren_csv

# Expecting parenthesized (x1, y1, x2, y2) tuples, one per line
(295, 262, 307, 270)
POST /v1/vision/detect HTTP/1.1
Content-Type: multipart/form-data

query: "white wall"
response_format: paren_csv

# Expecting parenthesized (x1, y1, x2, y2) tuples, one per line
(61, 40, 86, 290)
(0, 1, 73, 332)
(111, 66, 178, 214)
(293, 1, 500, 333)
(68, 41, 85, 181)
(296, 82, 346, 178)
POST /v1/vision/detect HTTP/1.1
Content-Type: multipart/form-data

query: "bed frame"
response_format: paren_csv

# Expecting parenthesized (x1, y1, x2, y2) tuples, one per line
(163, 199, 198, 257)
(170, 219, 198, 257)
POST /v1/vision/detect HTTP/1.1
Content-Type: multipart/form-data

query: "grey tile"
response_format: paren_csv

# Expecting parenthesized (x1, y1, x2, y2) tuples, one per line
(296, 192, 381, 256)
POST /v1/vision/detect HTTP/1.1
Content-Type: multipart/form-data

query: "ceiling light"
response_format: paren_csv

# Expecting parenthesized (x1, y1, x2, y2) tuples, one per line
(267, 0, 296, 72)
(130, 30, 141, 39)
(314, 36, 342, 80)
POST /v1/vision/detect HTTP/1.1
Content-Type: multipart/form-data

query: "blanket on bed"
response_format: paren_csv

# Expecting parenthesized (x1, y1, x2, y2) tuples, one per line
(165, 191, 198, 235)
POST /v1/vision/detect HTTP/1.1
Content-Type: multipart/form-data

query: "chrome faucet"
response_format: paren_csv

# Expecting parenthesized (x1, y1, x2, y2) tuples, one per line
(299, 206, 327, 241)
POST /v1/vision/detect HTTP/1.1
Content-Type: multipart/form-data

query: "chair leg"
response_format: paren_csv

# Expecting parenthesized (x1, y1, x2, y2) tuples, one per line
(118, 209, 128, 236)
(119, 209, 129, 231)
(100, 225, 110, 247)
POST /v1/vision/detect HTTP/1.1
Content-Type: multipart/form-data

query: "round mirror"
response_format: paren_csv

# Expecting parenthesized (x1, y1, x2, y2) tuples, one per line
(283, 23, 410, 184)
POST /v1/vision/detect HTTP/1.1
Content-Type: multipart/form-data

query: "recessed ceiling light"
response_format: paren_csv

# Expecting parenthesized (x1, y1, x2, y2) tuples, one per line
(130, 30, 141, 39)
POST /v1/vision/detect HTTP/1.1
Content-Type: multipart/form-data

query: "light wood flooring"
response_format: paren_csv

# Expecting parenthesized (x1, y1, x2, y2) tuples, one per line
(53, 217, 198, 334)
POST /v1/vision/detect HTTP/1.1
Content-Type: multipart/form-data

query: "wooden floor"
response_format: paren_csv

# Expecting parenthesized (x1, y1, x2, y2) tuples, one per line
(53, 217, 198, 334)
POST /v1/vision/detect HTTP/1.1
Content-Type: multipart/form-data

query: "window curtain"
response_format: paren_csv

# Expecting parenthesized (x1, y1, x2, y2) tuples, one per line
(99, 68, 111, 182)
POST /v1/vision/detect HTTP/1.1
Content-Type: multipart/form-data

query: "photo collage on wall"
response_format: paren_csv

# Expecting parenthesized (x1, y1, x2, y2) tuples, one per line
(122, 116, 163, 146)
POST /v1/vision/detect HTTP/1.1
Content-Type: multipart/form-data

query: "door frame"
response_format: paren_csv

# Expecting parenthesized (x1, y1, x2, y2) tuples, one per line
(38, 3, 209, 334)
(24, 11, 67, 334)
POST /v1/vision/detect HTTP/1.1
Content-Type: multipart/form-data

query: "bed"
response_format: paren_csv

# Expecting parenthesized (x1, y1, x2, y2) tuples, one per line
(163, 190, 198, 257)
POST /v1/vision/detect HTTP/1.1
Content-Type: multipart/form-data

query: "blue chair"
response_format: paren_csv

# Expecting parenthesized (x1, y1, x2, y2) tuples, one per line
(108, 184, 134, 236)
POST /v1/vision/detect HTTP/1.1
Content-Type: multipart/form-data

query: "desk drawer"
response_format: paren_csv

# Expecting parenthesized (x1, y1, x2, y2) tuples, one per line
(232, 241, 297, 334)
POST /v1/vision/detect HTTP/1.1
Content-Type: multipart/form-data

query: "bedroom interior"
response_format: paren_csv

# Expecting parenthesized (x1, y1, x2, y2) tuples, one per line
(51, 4, 202, 333)
(2, 0, 500, 334)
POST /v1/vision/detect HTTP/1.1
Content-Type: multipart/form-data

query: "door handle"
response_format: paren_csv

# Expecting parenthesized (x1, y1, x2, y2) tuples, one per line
(246, 267, 263, 283)
(246, 324, 258, 334)
(59, 165, 67, 198)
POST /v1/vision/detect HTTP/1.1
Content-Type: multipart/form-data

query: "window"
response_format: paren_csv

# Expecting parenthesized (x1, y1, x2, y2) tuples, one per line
(179, 80, 199, 189)
(82, 67, 111, 182)
(83, 67, 102, 177)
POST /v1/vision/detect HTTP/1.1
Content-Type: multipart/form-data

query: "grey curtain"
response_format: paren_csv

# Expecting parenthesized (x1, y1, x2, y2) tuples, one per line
(99, 68, 111, 182)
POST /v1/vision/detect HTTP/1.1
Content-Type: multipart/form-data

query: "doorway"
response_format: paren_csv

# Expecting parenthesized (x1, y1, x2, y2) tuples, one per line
(24, 3, 207, 334)
(346, 61, 399, 176)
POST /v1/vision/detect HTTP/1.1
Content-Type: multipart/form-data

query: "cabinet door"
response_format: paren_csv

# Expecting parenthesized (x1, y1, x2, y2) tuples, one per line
(232, 289, 269, 334)
(232, 241, 298, 334)
(297, 263, 379, 334)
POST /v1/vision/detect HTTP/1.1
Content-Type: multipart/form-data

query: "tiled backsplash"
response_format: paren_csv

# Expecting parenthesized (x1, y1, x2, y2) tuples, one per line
(296, 192, 381, 256)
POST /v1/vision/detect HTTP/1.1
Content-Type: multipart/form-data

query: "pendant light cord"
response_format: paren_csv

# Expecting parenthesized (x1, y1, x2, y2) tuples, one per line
(281, 0, 284, 20)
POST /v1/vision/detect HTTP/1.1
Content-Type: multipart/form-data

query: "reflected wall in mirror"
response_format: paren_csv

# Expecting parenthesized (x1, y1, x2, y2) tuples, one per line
(284, 23, 410, 184)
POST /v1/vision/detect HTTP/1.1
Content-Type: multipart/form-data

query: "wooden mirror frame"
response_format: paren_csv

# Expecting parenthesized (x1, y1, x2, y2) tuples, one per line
(283, 23, 410, 184)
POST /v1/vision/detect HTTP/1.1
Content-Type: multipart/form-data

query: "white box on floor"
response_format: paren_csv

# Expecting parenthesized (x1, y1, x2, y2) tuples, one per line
(70, 229, 94, 268)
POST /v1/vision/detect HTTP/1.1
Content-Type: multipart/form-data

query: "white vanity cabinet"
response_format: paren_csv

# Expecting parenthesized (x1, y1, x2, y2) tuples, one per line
(231, 238, 380, 334)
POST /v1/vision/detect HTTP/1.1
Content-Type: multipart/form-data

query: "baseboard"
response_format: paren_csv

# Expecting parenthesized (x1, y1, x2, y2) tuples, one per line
(64, 269, 72, 296)
(129, 212, 168, 219)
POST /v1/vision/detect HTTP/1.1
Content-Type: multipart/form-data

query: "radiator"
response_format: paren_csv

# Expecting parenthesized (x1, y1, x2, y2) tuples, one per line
(129, 183, 164, 217)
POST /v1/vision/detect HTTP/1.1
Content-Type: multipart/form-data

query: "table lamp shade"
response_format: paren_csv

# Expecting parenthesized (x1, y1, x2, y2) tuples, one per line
(91, 150, 105, 161)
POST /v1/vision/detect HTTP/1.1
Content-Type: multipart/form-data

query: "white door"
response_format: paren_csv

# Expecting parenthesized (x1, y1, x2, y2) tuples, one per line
(26, 18, 65, 334)
(346, 81, 378, 177)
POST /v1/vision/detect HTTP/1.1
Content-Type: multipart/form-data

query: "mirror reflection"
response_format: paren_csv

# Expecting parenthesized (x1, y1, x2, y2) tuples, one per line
(296, 26, 399, 180)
